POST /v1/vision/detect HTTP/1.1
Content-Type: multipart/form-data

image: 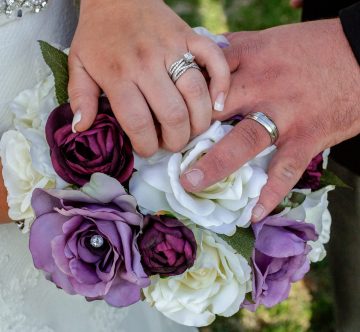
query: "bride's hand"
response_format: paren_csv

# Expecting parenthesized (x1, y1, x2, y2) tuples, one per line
(68, 0, 230, 157)
(180, 19, 360, 221)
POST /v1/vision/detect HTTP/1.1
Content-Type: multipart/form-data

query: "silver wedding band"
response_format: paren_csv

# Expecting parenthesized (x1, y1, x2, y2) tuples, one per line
(168, 52, 201, 84)
(245, 112, 279, 145)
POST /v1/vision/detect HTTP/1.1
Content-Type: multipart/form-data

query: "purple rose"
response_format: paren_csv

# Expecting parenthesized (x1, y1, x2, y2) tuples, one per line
(296, 153, 323, 190)
(29, 173, 149, 307)
(46, 97, 134, 186)
(243, 216, 318, 311)
(138, 215, 197, 277)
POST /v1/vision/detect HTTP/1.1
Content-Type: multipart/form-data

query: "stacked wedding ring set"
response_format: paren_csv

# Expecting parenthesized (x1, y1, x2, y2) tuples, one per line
(168, 52, 280, 145)
(168, 52, 201, 84)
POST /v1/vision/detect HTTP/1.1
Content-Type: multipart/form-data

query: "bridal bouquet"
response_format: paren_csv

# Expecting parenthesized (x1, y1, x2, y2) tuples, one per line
(0, 30, 343, 327)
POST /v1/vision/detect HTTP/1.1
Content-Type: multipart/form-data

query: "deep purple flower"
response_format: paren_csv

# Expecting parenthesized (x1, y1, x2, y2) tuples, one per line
(138, 215, 197, 277)
(243, 216, 318, 311)
(29, 173, 149, 307)
(228, 114, 244, 124)
(46, 97, 134, 186)
(296, 153, 323, 190)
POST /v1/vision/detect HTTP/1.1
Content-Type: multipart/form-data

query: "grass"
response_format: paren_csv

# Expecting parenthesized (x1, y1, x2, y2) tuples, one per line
(165, 0, 301, 33)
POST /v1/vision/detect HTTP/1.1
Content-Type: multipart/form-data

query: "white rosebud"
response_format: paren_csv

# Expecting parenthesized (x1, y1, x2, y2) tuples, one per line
(144, 230, 252, 327)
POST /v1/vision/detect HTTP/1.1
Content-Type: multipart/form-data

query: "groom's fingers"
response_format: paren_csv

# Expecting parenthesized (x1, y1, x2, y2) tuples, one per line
(180, 118, 271, 192)
(68, 53, 100, 133)
(252, 141, 312, 222)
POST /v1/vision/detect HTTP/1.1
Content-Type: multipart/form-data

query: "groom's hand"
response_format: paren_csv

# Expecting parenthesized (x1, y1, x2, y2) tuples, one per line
(181, 19, 360, 221)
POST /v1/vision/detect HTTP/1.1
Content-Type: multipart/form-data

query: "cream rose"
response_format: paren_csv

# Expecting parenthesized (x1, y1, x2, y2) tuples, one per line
(144, 230, 251, 327)
(280, 185, 334, 262)
(0, 131, 55, 231)
(130, 122, 274, 235)
(8, 74, 67, 188)
(10, 75, 56, 131)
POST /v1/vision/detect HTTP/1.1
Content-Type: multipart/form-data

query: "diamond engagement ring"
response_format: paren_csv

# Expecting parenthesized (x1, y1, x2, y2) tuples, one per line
(245, 112, 279, 145)
(168, 52, 201, 84)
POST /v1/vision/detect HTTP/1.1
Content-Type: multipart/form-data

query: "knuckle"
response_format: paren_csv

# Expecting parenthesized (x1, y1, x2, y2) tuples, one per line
(68, 86, 84, 100)
(124, 115, 150, 135)
(191, 120, 211, 137)
(235, 35, 264, 59)
(163, 104, 188, 127)
(135, 143, 158, 158)
(166, 141, 187, 153)
(134, 44, 152, 61)
(107, 59, 124, 76)
(261, 184, 285, 207)
(209, 152, 229, 174)
(274, 156, 303, 184)
(204, 40, 222, 55)
(260, 65, 282, 83)
(232, 123, 261, 149)
(181, 76, 208, 98)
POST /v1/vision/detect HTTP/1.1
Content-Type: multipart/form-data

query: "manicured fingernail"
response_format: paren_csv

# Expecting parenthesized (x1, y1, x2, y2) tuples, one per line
(72, 111, 82, 133)
(252, 204, 265, 222)
(214, 92, 225, 112)
(184, 169, 204, 188)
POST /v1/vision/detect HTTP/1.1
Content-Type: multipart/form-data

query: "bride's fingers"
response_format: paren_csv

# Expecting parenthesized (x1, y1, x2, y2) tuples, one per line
(189, 36, 230, 112)
(140, 69, 191, 152)
(252, 141, 313, 222)
(104, 81, 159, 157)
(174, 68, 212, 137)
(68, 54, 100, 133)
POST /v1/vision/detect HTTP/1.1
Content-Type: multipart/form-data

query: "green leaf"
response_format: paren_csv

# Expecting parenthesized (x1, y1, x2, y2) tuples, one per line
(320, 169, 352, 189)
(39, 40, 69, 104)
(273, 191, 307, 214)
(245, 292, 255, 304)
(220, 227, 255, 262)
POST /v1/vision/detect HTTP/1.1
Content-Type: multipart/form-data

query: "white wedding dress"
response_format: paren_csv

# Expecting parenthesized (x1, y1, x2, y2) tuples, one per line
(0, 1, 197, 331)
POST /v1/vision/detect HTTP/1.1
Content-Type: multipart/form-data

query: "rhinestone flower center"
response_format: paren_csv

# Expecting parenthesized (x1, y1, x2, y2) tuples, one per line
(90, 235, 104, 248)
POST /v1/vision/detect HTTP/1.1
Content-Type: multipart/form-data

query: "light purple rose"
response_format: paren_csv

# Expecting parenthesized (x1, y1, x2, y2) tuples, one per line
(243, 216, 318, 311)
(296, 153, 323, 190)
(29, 173, 150, 307)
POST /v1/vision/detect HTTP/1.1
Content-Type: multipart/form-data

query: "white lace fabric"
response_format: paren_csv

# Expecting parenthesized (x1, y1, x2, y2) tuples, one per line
(0, 1, 197, 331)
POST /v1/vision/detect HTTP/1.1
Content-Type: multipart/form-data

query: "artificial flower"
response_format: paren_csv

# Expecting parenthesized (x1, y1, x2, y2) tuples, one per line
(130, 121, 274, 235)
(29, 173, 149, 307)
(138, 214, 197, 276)
(46, 97, 134, 186)
(144, 230, 251, 326)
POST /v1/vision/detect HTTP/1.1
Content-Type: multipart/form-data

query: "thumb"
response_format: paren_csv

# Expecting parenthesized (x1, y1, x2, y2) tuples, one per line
(68, 53, 100, 133)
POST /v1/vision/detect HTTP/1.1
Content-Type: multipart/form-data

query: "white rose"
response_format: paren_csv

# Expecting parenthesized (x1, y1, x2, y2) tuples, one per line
(0, 131, 55, 231)
(8, 74, 67, 188)
(10, 75, 56, 131)
(280, 185, 334, 262)
(144, 230, 251, 327)
(130, 122, 274, 235)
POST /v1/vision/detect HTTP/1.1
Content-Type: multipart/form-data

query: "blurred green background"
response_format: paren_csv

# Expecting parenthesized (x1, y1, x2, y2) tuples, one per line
(165, 1, 335, 331)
